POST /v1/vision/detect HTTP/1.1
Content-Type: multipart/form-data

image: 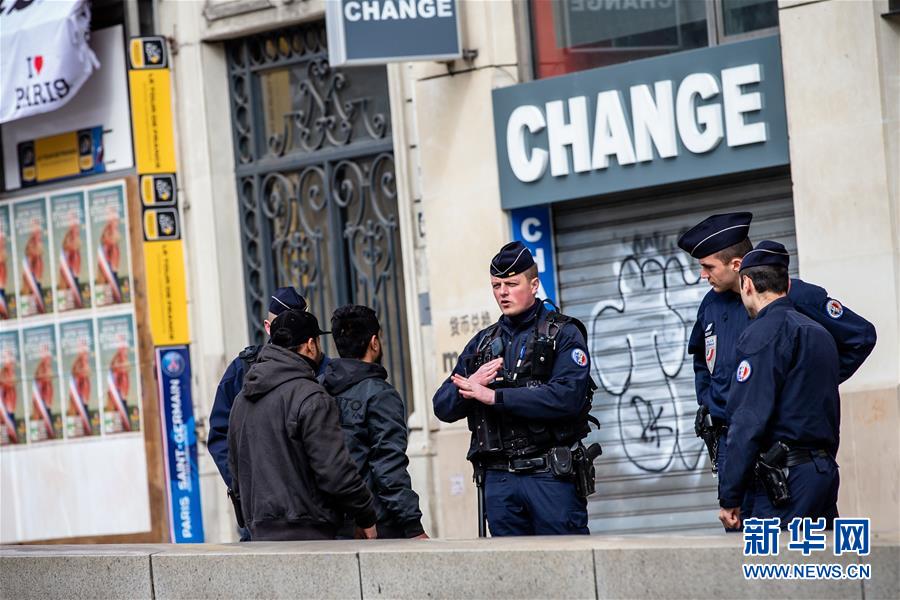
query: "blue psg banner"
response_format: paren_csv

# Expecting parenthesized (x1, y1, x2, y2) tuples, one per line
(156, 345, 204, 543)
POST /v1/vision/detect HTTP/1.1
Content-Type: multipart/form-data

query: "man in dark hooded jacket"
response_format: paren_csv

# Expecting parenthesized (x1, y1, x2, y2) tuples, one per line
(322, 305, 427, 539)
(228, 308, 377, 541)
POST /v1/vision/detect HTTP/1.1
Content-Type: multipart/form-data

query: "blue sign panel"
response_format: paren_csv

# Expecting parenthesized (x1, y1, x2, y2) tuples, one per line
(492, 35, 789, 210)
(156, 345, 204, 543)
(326, 0, 461, 66)
(511, 205, 558, 305)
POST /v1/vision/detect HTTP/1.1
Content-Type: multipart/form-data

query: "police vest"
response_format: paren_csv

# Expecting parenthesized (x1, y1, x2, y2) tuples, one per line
(466, 311, 598, 459)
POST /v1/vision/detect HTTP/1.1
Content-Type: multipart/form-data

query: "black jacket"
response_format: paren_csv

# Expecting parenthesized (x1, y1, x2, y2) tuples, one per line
(322, 358, 424, 538)
(228, 345, 376, 540)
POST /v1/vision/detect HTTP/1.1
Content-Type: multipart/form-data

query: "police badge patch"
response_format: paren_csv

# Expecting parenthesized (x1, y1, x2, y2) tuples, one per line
(736, 360, 752, 382)
(571, 348, 588, 367)
(826, 299, 844, 319)
(705, 335, 717, 373)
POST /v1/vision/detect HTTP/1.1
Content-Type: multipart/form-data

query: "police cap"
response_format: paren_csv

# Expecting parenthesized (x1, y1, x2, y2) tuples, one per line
(490, 241, 535, 278)
(677, 212, 753, 258)
(268, 287, 307, 316)
(739, 240, 790, 271)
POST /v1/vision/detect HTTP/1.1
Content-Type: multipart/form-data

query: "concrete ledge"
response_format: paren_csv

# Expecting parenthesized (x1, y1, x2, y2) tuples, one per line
(0, 545, 164, 600)
(2, 534, 898, 600)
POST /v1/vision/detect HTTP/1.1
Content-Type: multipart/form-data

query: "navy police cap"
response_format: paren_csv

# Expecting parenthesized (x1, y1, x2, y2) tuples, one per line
(677, 212, 753, 258)
(490, 241, 535, 278)
(268, 287, 307, 316)
(740, 240, 790, 271)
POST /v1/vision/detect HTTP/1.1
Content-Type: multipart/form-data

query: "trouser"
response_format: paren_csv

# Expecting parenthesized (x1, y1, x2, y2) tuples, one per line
(752, 453, 840, 526)
(484, 470, 589, 536)
(716, 429, 755, 530)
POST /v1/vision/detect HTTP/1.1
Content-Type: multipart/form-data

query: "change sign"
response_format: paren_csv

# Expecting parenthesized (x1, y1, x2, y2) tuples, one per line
(326, 0, 461, 66)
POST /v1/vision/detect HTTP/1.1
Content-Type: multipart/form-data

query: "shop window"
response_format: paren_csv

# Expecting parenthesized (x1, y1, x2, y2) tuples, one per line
(530, 0, 779, 79)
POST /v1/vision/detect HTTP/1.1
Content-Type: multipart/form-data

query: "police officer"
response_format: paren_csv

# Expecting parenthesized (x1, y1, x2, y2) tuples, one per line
(208, 287, 331, 539)
(678, 213, 875, 500)
(432, 242, 597, 536)
(718, 241, 840, 528)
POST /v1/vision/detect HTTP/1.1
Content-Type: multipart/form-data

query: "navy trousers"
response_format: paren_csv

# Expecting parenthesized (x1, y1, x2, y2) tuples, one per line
(716, 430, 755, 530)
(751, 454, 840, 526)
(484, 470, 589, 536)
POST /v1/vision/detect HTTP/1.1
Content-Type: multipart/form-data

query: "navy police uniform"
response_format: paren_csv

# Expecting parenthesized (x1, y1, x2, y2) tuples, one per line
(679, 214, 875, 475)
(719, 242, 841, 523)
(432, 242, 595, 536)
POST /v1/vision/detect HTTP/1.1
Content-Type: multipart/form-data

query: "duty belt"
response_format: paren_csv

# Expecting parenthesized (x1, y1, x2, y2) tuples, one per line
(784, 448, 830, 468)
(482, 452, 552, 473)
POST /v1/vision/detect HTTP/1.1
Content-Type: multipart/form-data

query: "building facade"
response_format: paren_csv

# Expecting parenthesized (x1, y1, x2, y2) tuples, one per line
(8, 0, 886, 542)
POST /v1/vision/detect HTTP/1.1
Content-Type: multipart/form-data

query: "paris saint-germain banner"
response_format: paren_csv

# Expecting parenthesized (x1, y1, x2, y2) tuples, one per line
(156, 345, 204, 543)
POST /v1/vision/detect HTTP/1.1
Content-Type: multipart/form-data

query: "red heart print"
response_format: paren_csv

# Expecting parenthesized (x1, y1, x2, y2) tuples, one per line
(34, 55, 43, 74)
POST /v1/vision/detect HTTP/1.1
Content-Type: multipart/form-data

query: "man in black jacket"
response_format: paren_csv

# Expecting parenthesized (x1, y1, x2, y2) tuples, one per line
(322, 305, 427, 539)
(228, 309, 377, 541)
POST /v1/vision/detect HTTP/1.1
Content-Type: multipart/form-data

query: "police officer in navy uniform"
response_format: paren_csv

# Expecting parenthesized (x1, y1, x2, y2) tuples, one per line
(432, 242, 597, 536)
(678, 213, 875, 519)
(207, 287, 330, 539)
(718, 241, 841, 528)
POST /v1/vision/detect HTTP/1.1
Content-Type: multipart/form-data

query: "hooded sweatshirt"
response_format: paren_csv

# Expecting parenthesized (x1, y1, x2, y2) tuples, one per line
(228, 344, 376, 540)
(322, 358, 424, 538)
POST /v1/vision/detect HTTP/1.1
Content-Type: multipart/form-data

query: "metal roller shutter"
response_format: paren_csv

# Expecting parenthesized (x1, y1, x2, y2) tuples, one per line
(554, 173, 797, 534)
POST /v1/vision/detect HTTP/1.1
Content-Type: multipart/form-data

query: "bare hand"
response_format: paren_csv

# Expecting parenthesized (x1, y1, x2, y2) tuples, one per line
(355, 525, 378, 539)
(451, 374, 496, 406)
(411, 532, 429, 540)
(719, 507, 741, 529)
(469, 357, 503, 387)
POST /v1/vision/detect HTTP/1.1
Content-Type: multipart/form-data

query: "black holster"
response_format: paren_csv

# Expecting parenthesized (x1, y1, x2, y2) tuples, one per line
(227, 487, 246, 529)
(572, 442, 602, 498)
(754, 441, 791, 507)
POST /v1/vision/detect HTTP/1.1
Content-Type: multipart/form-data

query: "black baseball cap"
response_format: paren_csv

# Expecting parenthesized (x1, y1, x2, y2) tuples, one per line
(270, 309, 330, 348)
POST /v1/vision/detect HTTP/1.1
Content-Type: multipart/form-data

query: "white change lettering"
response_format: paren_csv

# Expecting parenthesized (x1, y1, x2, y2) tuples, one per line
(343, 0, 453, 22)
(505, 64, 765, 183)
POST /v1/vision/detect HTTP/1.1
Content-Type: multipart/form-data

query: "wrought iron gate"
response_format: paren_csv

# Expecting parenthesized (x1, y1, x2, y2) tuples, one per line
(226, 22, 411, 402)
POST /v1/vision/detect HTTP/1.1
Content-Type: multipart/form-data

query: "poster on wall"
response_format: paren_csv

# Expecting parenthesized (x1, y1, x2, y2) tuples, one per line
(88, 184, 131, 307)
(51, 192, 91, 312)
(0, 205, 16, 320)
(98, 313, 140, 434)
(22, 325, 62, 442)
(59, 319, 99, 438)
(0, 330, 26, 446)
(13, 198, 53, 318)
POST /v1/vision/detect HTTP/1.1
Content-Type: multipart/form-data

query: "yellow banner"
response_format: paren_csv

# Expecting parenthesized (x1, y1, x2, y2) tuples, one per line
(129, 68, 176, 174)
(143, 240, 190, 345)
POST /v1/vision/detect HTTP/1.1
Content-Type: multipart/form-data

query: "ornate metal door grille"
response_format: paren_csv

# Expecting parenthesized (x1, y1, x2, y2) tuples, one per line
(226, 22, 411, 403)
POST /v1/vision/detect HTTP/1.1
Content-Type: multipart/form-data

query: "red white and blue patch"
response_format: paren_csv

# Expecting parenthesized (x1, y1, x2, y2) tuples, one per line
(826, 299, 844, 319)
(736, 360, 752, 383)
(571, 348, 588, 367)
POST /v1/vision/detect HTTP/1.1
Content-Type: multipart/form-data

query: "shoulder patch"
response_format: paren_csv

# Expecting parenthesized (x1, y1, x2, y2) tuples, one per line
(571, 348, 589, 367)
(736, 360, 752, 383)
(825, 299, 844, 319)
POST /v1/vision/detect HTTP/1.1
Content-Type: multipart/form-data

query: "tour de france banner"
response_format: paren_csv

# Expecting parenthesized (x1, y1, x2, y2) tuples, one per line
(0, 205, 15, 320)
(0, 330, 26, 446)
(97, 313, 141, 434)
(59, 319, 100, 438)
(0, 0, 99, 124)
(88, 184, 131, 307)
(51, 191, 91, 312)
(22, 324, 62, 442)
(13, 198, 53, 318)
(156, 345, 204, 543)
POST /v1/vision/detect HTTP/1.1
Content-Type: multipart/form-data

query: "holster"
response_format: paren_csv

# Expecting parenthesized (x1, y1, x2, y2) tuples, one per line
(754, 441, 791, 507)
(227, 487, 246, 529)
(572, 442, 602, 498)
